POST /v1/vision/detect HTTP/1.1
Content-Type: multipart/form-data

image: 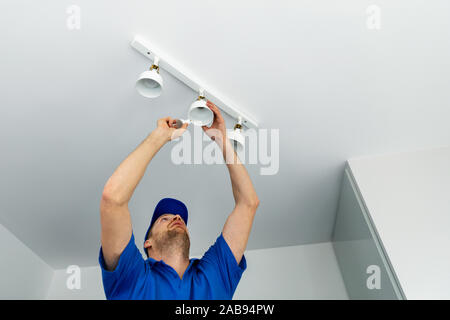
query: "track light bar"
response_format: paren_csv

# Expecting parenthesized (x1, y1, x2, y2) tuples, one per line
(130, 35, 258, 129)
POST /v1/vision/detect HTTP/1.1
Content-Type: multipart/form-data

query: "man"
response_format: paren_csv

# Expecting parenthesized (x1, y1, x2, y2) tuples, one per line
(99, 100, 260, 299)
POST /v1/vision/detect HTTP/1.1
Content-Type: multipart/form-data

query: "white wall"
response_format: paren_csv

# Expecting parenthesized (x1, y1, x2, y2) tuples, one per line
(332, 169, 403, 299)
(0, 223, 53, 299)
(46, 242, 348, 300)
(234, 242, 348, 300)
(46, 266, 105, 300)
(348, 146, 450, 299)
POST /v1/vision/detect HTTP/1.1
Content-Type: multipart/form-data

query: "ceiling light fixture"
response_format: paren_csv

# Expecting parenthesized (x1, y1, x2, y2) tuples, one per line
(227, 116, 245, 153)
(135, 56, 164, 98)
(188, 89, 214, 127)
(130, 35, 259, 129)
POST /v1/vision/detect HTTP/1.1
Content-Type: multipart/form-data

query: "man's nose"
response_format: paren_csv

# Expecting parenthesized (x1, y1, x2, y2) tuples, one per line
(173, 215, 182, 222)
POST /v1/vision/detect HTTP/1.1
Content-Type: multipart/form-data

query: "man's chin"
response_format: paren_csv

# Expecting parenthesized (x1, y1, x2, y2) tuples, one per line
(167, 228, 187, 238)
(172, 226, 186, 233)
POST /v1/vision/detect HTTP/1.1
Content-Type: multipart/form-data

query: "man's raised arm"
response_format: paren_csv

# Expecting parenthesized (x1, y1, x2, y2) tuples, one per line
(202, 101, 260, 265)
(100, 117, 188, 270)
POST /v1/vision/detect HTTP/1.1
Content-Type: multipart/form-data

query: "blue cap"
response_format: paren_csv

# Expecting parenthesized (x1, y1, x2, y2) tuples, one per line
(143, 197, 188, 257)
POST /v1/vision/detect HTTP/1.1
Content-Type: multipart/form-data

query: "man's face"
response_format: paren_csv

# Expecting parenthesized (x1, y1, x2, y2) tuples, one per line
(145, 213, 190, 258)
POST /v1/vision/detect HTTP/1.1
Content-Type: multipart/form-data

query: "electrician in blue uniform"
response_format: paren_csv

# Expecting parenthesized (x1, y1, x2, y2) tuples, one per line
(99, 100, 260, 299)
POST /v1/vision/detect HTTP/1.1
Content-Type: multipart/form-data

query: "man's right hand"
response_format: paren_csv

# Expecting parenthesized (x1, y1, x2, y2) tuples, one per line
(154, 116, 189, 143)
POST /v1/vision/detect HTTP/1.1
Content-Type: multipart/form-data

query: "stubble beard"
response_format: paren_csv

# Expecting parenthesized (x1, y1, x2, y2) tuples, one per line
(154, 228, 190, 260)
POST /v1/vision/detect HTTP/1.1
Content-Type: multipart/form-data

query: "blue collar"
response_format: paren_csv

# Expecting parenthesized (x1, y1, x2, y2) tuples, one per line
(145, 257, 200, 275)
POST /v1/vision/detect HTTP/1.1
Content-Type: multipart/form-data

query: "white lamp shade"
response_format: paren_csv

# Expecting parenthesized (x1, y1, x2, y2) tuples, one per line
(188, 99, 214, 126)
(136, 70, 163, 98)
(228, 128, 245, 153)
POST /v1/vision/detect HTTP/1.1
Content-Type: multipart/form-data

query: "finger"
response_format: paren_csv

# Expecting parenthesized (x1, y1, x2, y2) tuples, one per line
(205, 103, 218, 116)
(159, 116, 171, 126)
(206, 101, 222, 116)
(157, 118, 167, 127)
(206, 100, 221, 113)
(206, 100, 217, 108)
(206, 103, 216, 114)
(171, 125, 189, 140)
(181, 122, 189, 129)
(208, 107, 223, 123)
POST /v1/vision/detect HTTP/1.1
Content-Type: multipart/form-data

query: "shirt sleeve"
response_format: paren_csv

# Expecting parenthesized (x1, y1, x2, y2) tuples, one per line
(200, 232, 247, 298)
(98, 233, 145, 299)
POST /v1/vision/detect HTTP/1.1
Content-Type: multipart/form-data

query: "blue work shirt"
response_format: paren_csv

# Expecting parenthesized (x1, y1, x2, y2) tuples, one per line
(98, 232, 247, 300)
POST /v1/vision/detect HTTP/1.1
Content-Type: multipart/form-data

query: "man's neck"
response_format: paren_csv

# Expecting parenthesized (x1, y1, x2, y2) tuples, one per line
(151, 251, 190, 280)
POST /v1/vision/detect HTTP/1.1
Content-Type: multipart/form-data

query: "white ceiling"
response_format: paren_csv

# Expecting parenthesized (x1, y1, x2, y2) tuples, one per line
(1, 0, 450, 269)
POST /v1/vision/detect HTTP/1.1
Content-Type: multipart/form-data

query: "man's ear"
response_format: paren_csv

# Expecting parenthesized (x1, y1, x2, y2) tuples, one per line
(144, 239, 152, 250)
